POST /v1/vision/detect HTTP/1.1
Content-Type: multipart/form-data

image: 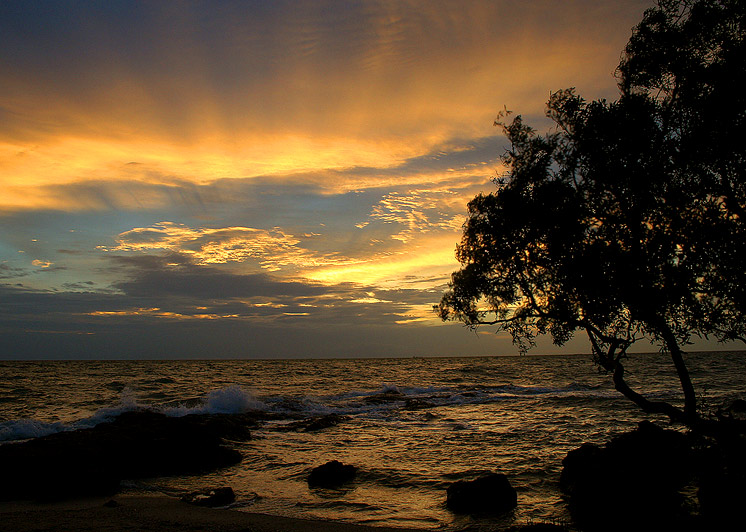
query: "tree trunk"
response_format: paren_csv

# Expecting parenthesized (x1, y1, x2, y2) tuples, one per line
(660, 325, 698, 423)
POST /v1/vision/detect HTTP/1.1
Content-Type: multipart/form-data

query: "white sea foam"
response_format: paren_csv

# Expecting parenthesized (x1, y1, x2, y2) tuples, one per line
(0, 418, 70, 442)
(163, 384, 266, 416)
(0, 385, 265, 443)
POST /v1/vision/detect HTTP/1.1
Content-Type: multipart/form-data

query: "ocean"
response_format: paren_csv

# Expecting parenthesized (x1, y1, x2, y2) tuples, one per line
(1, 352, 745, 530)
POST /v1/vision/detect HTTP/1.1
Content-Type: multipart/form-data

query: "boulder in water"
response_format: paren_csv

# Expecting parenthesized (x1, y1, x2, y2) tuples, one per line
(0, 410, 256, 501)
(404, 398, 434, 410)
(308, 460, 357, 488)
(446, 473, 517, 514)
(303, 414, 349, 432)
(560, 421, 692, 530)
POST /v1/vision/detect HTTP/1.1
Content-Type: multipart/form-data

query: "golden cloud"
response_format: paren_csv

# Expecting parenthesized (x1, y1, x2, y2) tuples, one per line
(0, 1, 646, 211)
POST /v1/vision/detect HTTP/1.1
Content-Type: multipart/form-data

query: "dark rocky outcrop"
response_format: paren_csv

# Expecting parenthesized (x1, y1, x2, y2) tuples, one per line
(446, 473, 517, 514)
(693, 415, 746, 527)
(560, 421, 693, 530)
(561, 414, 746, 531)
(307, 460, 357, 488)
(181, 486, 236, 507)
(0, 410, 257, 501)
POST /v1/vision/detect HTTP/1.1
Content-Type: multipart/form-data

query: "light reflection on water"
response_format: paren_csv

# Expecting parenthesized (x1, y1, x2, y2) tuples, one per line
(1, 352, 745, 530)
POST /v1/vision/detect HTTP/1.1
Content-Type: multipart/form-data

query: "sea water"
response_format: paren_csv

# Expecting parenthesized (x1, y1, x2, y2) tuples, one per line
(1, 352, 745, 530)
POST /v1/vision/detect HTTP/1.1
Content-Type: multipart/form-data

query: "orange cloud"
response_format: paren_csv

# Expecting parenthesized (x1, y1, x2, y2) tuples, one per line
(104, 222, 360, 272)
(1, 1, 648, 211)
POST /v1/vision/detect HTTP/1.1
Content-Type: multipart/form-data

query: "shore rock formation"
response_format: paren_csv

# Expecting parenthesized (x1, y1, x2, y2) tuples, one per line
(560, 421, 692, 530)
(0, 410, 257, 501)
(446, 472, 517, 514)
(308, 460, 357, 488)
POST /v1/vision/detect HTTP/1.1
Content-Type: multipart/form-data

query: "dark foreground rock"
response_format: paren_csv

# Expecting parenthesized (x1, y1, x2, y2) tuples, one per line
(446, 473, 517, 514)
(182, 486, 236, 507)
(308, 460, 357, 488)
(694, 416, 746, 527)
(560, 421, 693, 530)
(0, 410, 258, 501)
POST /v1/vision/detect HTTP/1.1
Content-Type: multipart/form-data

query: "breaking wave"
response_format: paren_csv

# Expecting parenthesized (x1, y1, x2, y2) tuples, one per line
(0, 384, 264, 443)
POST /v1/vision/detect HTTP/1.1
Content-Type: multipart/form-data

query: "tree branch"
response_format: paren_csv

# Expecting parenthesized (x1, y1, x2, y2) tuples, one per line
(586, 328, 688, 424)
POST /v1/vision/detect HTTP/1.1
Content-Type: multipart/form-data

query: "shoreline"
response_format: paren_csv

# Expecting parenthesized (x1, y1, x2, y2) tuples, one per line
(0, 492, 429, 532)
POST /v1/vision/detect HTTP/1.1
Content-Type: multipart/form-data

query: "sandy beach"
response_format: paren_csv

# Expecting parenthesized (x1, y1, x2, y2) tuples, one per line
(0, 493, 427, 532)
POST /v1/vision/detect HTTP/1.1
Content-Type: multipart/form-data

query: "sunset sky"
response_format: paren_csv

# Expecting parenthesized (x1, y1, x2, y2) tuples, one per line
(1, 0, 656, 359)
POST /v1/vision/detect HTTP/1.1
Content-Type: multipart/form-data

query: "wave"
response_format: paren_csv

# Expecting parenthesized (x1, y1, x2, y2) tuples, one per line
(0, 418, 70, 442)
(0, 380, 618, 443)
(0, 384, 264, 443)
(162, 385, 266, 416)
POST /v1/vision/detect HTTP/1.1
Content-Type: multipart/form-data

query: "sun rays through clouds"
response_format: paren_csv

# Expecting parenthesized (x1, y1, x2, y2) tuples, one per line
(0, 0, 652, 358)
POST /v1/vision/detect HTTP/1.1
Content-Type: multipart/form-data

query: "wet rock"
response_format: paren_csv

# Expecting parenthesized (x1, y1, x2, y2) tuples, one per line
(0, 410, 256, 501)
(303, 414, 349, 432)
(560, 421, 692, 530)
(182, 486, 235, 507)
(363, 386, 404, 405)
(308, 460, 357, 488)
(404, 398, 434, 410)
(364, 391, 404, 404)
(446, 473, 517, 514)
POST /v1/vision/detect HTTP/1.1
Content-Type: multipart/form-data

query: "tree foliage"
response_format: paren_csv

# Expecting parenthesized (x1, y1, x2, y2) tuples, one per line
(438, 0, 745, 427)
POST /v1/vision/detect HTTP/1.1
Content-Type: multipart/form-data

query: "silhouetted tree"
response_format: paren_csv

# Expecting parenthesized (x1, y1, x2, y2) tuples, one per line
(438, 0, 745, 428)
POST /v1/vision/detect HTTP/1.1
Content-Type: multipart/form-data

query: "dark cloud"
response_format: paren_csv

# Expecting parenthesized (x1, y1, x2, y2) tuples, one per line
(0, 264, 31, 279)
(0, 265, 494, 360)
(0, 262, 66, 279)
(109, 253, 327, 300)
(61, 281, 97, 290)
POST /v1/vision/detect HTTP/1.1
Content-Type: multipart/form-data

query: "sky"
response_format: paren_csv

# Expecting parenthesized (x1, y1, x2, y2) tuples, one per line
(0, 0, 658, 360)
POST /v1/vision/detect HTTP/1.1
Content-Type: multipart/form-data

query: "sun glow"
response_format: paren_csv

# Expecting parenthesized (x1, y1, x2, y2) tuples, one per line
(303, 234, 459, 289)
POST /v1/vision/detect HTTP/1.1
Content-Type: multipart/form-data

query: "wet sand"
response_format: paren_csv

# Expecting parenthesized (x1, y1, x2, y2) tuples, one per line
(0, 493, 425, 532)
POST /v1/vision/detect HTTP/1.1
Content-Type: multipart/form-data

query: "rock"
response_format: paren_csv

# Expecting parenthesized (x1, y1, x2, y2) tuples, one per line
(308, 460, 357, 488)
(558, 442, 604, 496)
(182, 486, 235, 507)
(694, 417, 746, 527)
(364, 391, 404, 404)
(0, 410, 256, 501)
(404, 398, 434, 410)
(560, 421, 692, 530)
(303, 414, 349, 432)
(446, 473, 517, 514)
